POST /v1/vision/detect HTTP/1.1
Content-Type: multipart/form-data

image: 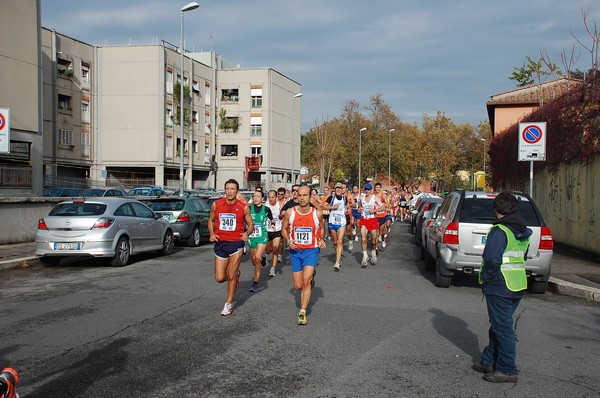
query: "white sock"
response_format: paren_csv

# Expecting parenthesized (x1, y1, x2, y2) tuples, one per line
(372, 249, 377, 257)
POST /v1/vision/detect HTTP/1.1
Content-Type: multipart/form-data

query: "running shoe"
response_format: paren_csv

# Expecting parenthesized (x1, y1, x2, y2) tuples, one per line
(355, 236, 359, 242)
(361, 255, 369, 268)
(269, 267, 276, 277)
(278, 257, 283, 263)
(378, 235, 382, 242)
(297, 311, 308, 325)
(371, 255, 377, 265)
(235, 269, 241, 291)
(243, 245, 247, 255)
(311, 270, 316, 288)
(249, 282, 259, 293)
(261, 254, 267, 268)
(221, 302, 233, 316)
(348, 241, 354, 251)
(382, 240, 387, 248)
(333, 261, 340, 271)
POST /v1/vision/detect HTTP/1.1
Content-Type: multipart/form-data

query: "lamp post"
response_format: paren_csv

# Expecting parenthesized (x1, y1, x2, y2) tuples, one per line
(179, 2, 199, 196)
(291, 93, 303, 184)
(480, 138, 486, 191)
(358, 127, 367, 188)
(388, 128, 395, 188)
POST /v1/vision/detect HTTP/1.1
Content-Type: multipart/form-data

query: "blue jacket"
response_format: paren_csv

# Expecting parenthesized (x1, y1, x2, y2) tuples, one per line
(480, 212, 532, 298)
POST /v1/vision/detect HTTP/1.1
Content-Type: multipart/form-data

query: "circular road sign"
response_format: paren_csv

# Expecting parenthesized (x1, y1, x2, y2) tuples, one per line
(0, 113, 6, 131)
(522, 124, 542, 144)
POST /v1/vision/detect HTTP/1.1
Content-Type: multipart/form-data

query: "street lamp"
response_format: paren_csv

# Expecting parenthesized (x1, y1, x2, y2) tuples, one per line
(291, 93, 303, 184)
(358, 127, 367, 188)
(480, 138, 486, 191)
(179, 2, 199, 196)
(388, 128, 395, 188)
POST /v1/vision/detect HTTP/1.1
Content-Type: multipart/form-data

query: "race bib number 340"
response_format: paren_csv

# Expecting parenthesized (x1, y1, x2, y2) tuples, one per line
(293, 226, 313, 245)
(219, 213, 236, 231)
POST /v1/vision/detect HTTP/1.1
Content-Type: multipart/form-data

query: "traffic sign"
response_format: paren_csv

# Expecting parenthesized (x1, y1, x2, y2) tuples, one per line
(518, 122, 546, 161)
(0, 108, 10, 154)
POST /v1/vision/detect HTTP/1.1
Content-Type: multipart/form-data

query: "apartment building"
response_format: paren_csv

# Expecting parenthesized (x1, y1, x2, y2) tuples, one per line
(0, 0, 302, 193)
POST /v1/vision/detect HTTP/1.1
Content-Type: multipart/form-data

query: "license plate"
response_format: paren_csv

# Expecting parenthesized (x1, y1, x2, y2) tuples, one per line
(162, 215, 171, 221)
(482, 236, 487, 244)
(54, 242, 81, 250)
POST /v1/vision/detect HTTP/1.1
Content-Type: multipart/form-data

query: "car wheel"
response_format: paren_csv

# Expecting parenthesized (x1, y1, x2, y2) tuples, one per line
(527, 279, 548, 294)
(40, 257, 62, 266)
(434, 257, 452, 288)
(424, 249, 435, 272)
(159, 230, 174, 255)
(187, 225, 201, 247)
(111, 236, 130, 267)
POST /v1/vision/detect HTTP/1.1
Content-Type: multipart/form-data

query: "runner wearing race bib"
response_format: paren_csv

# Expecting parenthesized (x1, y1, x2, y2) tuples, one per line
(248, 190, 274, 293)
(265, 189, 282, 277)
(323, 182, 349, 271)
(209, 179, 254, 316)
(281, 185, 325, 325)
(357, 183, 385, 268)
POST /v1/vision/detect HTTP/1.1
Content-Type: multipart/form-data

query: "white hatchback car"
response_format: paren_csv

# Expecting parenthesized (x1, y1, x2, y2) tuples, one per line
(35, 197, 174, 267)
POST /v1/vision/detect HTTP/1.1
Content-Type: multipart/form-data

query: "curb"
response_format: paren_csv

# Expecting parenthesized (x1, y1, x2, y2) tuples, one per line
(548, 277, 600, 303)
(0, 256, 40, 271)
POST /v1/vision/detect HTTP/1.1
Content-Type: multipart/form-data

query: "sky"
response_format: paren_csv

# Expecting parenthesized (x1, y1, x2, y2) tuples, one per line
(41, 0, 600, 133)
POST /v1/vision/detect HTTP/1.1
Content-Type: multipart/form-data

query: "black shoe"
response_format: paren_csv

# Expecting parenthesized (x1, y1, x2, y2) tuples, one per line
(261, 255, 267, 268)
(471, 362, 493, 374)
(483, 371, 518, 383)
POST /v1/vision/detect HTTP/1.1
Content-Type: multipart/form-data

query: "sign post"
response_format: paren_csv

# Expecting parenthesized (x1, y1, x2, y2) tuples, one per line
(0, 108, 10, 154)
(518, 122, 546, 198)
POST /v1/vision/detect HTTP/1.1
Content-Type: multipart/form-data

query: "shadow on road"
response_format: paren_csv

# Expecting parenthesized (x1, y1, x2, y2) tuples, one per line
(430, 308, 481, 360)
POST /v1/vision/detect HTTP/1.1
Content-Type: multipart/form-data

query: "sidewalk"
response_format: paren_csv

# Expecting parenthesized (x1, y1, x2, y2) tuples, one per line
(1, 241, 599, 302)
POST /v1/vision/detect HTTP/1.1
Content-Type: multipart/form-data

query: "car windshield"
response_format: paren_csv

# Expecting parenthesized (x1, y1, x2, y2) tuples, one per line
(459, 197, 541, 226)
(147, 200, 185, 211)
(82, 189, 105, 196)
(49, 203, 107, 216)
(127, 189, 149, 196)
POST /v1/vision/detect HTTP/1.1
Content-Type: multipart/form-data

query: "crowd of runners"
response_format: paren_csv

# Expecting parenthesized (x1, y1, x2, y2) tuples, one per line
(208, 179, 414, 325)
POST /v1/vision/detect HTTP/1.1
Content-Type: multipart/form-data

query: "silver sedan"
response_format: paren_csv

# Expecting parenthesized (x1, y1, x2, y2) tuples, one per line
(35, 197, 174, 267)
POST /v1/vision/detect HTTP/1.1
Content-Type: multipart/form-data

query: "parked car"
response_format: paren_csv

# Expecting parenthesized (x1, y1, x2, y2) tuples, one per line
(413, 197, 444, 243)
(410, 194, 441, 234)
(35, 197, 174, 267)
(419, 202, 443, 262)
(42, 188, 82, 197)
(126, 187, 165, 197)
(145, 196, 210, 247)
(423, 190, 553, 293)
(82, 188, 126, 197)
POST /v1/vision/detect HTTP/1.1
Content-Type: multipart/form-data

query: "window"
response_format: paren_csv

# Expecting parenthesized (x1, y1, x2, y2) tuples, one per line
(165, 136, 173, 159)
(250, 146, 262, 156)
(192, 80, 200, 93)
(177, 138, 187, 157)
(221, 144, 238, 157)
(81, 101, 90, 123)
(205, 83, 211, 106)
(250, 87, 263, 108)
(81, 67, 90, 90)
(82, 131, 90, 157)
(193, 141, 199, 153)
(250, 116, 262, 136)
(221, 88, 239, 102)
(192, 110, 199, 124)
(166, 106, 173, 127)
(166, 70, 174, 94)
(58, 129, 73, 146)
(58, 94, 71, 112)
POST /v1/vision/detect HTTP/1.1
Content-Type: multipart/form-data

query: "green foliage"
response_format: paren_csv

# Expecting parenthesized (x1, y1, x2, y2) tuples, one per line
(173, 82, 192, 126)
(218, 108, 240, 132)
(509, 56, 563, 87)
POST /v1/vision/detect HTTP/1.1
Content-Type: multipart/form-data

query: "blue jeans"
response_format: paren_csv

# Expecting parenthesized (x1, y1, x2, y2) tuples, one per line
(480, 295, 521, 375)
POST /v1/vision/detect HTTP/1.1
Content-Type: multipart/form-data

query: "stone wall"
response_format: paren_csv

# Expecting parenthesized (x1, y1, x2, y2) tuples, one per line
(0, 198, 60, 244)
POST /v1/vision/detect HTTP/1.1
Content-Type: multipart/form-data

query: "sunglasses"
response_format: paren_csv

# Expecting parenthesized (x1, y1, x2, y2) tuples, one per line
(292, 189, 298, 192)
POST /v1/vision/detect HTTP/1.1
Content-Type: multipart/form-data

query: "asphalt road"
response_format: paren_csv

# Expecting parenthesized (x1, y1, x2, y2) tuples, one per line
(1, 222, 599, 397)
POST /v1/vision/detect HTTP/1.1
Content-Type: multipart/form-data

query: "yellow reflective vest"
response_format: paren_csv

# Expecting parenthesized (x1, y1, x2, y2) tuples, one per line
(479, 224, 529, 292)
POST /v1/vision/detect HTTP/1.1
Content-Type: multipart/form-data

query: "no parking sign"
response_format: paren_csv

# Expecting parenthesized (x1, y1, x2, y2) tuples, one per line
(518, 122, 546, 161)
(0, 108, 9, 154)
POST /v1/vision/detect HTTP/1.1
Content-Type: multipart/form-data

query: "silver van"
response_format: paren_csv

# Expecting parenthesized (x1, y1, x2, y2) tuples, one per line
(423, 190, 553, 293)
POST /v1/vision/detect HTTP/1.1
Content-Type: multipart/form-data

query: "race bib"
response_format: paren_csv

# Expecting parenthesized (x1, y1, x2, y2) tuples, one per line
(250, 223, 262, 237)
(219, 213, 236, 231)
(330, 212, 345, 226)
(293, 226, 313, 245)
(363, 205, 375, 219)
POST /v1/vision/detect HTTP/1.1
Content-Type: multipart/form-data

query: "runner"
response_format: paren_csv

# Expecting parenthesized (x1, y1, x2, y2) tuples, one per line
(209, 179, 254, 316)
(391, 188, 400, 223)
(276, 187, 288, 262)
(281, 185, 326, 325)
(265, 189, 282, 277)
(399, 190, 409, 221)
(248, 190, 274, 292)
(351, 185, 362, 242)
(320, 185, 331, 241)
(310, 187, 323, 210)
(323, 182, 349, 271)
(358, 183, 385, 267)
(342, 182, 356, 252)
(374, 182, 390, 249)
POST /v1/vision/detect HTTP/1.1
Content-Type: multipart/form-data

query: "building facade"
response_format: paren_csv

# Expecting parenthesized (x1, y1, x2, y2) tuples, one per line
(0, 0, 302, 194)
